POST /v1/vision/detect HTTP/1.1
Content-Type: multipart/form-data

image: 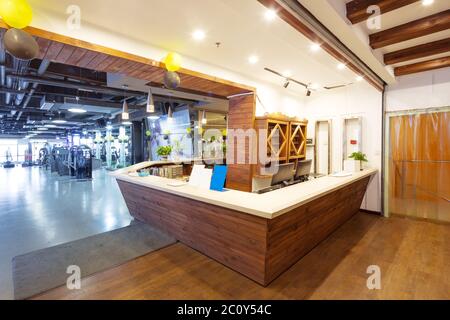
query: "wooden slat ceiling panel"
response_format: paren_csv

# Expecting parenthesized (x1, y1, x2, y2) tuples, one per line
(44, 41, 64, 61)
(65, 47, 88, 65)
(85, 52, 110, 70)
(0, 20, 253, 98)
(36, 38, 51, 59)
(54, 44, 77, 64)
(92, 54, 119, 71)
(76, 50, 98, 68)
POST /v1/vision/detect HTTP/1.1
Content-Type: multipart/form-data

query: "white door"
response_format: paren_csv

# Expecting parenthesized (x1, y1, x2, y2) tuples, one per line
(316, 121, 330, 175)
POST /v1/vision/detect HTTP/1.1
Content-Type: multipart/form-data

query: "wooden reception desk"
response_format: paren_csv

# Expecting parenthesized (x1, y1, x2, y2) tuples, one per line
(113, 163, 377, 286)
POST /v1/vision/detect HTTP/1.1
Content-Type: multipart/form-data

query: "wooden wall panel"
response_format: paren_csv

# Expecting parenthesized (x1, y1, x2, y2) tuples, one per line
(265, 177, 370, 284)
(226, 94, 257, 192)
(117, 181, 268, 285)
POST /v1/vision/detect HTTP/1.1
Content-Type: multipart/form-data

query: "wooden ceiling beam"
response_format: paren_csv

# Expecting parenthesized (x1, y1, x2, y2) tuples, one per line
(370, 10, 450, 49)
(346, 0, 419, 25)
(384, 38, 450, 65)
(394, 56, 450, 76)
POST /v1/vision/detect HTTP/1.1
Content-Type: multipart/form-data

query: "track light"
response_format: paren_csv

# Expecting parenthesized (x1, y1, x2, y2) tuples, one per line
(122, 99, 129, 120)
(306, 90, 311, 97)
(146, 89, 155, 113)
(283, 79, 290, 88)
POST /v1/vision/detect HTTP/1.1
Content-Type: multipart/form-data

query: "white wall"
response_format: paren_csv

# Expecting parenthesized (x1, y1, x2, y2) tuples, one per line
(304, 82, 383, 212)
(386, 68, 450, 112)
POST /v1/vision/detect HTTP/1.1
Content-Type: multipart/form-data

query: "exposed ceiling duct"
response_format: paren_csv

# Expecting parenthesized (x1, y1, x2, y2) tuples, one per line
(16, 59, 51, 121)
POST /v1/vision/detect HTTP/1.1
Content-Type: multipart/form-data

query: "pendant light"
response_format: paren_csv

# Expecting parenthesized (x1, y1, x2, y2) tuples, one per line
(122, 85, 129, 120)
(122, 99, 129, 120)
(146, 89, 155, 113)
(168, 104, 173, 119)
(201, 110, 207, 125)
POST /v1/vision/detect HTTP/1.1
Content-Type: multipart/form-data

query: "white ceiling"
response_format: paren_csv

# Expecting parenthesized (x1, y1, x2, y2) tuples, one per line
(29, 0, 361, 94)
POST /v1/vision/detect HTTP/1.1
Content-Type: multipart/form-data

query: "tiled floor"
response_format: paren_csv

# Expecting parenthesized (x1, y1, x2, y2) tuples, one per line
(0, 166, 132, 300)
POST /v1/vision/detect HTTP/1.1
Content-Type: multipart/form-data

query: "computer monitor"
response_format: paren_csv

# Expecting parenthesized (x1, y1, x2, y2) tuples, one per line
(271, 163, 295, 186)
(295, 160, 312, 181)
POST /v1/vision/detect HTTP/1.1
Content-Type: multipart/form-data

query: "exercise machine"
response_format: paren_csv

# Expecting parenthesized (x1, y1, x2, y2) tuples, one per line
(3, 149, 15, 168)
(68, 145, 93, 179)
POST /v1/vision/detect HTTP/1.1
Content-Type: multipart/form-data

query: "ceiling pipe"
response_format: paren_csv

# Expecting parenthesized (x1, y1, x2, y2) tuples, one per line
(0, 65, 5, 87)
(7, 74, 147, 97)
(16, 60, 51, 121)
(5, 75, 12, 105)
(12, 59, 31, 106)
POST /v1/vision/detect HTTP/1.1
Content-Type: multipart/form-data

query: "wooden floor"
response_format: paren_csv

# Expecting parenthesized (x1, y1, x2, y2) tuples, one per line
(34, 213, 450, 300)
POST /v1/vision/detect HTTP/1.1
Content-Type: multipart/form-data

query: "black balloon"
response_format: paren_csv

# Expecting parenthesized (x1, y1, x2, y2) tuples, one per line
(3, 28, 39, 61)
(164, 71, 181, 89)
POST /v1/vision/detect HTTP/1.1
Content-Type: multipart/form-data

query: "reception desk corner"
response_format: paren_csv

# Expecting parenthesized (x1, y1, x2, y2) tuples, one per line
(114, 164, 377, 286)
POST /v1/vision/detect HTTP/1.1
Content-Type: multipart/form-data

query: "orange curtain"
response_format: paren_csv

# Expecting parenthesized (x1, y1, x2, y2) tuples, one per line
(388, 111, 449, 222)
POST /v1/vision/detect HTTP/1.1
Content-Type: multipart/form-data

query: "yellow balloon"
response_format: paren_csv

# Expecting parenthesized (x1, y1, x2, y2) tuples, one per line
(164, 52, 182, 72)
(0, 0, 33, 29)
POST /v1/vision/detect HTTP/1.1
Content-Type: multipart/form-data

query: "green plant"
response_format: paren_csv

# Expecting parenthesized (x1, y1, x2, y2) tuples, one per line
(156, 145, 172, 157)
(349, 152, 368, 162)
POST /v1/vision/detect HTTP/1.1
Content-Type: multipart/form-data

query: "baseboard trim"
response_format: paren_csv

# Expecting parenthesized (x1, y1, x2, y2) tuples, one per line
(360, 209, 382, 216)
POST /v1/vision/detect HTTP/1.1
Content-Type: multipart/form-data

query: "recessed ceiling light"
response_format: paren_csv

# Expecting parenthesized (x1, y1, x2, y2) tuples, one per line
(310, 43, 321, 52)
(422, 0, 434, 6)
(264, 9, 277, 21)
(282, 70, 292, 78)
(356, 76, 364, 82)
(248, 55, 259, 65)
(337, 63, 346, 70)
(68, 108, 87, 113)
(310, 83, 320, 90)
(192, 29, 206, 41)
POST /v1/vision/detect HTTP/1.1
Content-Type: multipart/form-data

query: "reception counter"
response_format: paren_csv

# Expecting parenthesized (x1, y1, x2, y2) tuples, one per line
(113, 163, 377, 286)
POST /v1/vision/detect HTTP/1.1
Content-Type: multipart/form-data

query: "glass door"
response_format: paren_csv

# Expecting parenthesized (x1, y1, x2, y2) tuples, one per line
(384, 108, 449, 222)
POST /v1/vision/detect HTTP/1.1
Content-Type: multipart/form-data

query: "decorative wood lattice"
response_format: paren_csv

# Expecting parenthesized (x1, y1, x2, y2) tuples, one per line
(289, 122, 308, 160)
(268, 123, 288, 158)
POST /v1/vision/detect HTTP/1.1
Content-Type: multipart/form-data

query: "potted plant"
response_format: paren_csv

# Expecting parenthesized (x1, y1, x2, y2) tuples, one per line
(348, 152, 368, 171)
(156, 145, 172, 161)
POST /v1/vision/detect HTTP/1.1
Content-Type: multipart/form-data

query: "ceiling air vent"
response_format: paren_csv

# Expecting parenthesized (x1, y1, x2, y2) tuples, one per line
(40, 96, 55, 110)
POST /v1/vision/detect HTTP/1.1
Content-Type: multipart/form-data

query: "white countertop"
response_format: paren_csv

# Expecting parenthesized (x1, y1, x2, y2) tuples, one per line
(112, 162, 377, 219)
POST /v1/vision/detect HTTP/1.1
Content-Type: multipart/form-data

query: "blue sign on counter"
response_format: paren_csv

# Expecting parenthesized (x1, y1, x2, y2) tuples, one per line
(210, 165, 228, 192)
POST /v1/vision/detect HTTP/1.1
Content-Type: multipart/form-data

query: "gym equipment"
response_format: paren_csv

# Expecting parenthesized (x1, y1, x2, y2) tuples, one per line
(54, 147, 70, 176)
(3, 149, 15, 168)
(22, 142, 33, 167)
(38, 145, 51, 168)
(68, 145, 93, 179)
